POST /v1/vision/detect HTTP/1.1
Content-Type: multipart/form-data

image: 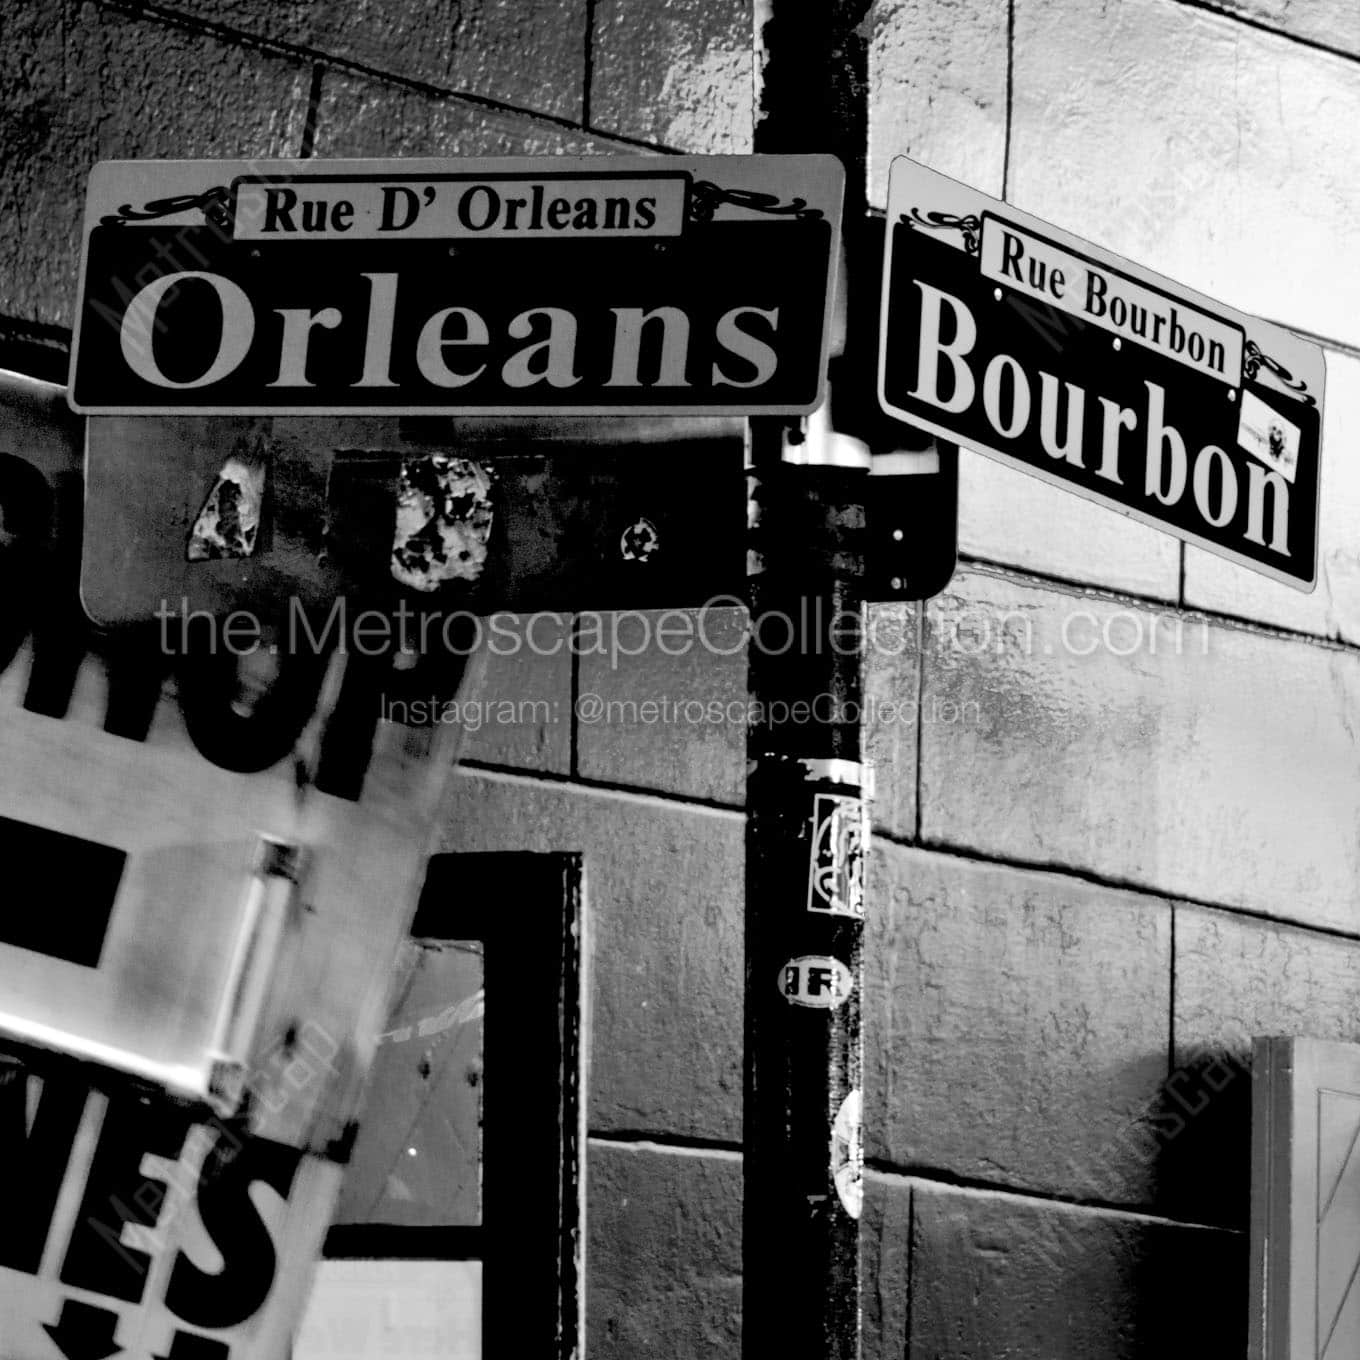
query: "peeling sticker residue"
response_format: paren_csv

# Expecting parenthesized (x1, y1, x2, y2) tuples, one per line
(187, 450, 267, 560)
(797, 757, 869, 792)
(620, 517, 660, 562)
(391, 455, 494, 592)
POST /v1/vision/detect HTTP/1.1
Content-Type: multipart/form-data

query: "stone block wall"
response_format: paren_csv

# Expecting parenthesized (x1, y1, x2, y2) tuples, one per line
(4, 0, 1357, 1353)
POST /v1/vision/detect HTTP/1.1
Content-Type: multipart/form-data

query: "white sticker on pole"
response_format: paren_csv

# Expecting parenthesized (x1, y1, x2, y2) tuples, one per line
(1237, 389, 1301, 483)
(831, 1089, 863, 1220)
(779, 956, 854, 1009)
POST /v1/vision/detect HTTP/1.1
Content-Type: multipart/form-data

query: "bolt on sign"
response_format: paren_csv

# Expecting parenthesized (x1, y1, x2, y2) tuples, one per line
(68, 155, 843, 417)
(878, 157, 1326, 590)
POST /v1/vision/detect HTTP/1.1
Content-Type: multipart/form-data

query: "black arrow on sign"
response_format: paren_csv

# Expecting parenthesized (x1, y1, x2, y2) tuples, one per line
(42, 1299, 122, 1360)
(153, 1331, 231, 1360)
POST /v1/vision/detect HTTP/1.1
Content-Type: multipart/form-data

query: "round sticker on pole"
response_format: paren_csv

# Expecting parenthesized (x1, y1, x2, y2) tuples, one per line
(779, 956, 854, 1009)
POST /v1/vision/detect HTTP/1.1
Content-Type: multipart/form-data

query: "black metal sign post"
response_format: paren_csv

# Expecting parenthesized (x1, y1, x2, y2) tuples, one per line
(744, 446, 868, 1360)
(744, 2, 873, 1356)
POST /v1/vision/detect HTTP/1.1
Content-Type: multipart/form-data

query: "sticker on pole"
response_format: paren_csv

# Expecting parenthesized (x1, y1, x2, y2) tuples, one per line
(69, 155, 843, 417)
(806, 793, 866, 919)
(780, 957, 854, 1009)
(877, 157, 1325, 591)
(830, 1089, 863, 1220)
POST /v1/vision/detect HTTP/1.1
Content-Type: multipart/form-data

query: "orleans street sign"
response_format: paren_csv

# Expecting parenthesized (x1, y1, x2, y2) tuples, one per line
(878, 157, 1326, 591)
(69, 155, 843, 417)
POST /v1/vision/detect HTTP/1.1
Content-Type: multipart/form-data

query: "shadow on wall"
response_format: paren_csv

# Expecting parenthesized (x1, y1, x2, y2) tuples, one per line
(1153, 1045, 1254, 1231)
(1137, 1047, 1253, 1357)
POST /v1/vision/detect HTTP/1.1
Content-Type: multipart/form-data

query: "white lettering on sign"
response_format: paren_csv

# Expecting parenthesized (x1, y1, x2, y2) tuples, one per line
(908, 283, 1292, 558)
(111, 271, 781, 396)
(119, 273, 256, 390)
(979, 217, 1245, 387)
(0, 1066, 339, 1360)
(779, 956, 854, 1009)
(233, 176, 687, 241)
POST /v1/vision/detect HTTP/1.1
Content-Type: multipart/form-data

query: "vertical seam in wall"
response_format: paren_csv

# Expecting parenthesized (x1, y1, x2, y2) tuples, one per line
(1002, 0, 1015, 200)
(569, 612, 582, 777)
(299, 62, 324, 159)
(903, 1182, 915, 1360)
(582, 0, 598, 129)
(913, 604, 925, 843)
(1177, 542, 1187, 609)
(1168, 906, 1177, 1076)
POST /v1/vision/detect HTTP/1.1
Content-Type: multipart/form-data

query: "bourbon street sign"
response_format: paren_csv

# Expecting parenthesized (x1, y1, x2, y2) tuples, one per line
(69, 155, 843, 417)
(878, 158, 1326, 591)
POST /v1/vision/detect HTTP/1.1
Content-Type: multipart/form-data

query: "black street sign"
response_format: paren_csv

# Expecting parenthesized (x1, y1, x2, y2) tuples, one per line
(69, 156, 843, 417)
(878, 158, 1326, 591)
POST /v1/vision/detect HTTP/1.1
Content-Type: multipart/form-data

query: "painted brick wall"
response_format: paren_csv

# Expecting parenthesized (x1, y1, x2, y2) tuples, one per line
(4, 0, 1358, 1355)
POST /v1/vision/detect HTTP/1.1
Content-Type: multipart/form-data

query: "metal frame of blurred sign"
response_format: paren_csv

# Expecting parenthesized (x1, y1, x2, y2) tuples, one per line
(68, 155, 843, 417)
(877, 157, 1325, 591)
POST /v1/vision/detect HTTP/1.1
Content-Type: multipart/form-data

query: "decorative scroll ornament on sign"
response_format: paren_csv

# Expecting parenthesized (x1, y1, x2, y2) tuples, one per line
(902, 208, 983, 256)
(687, 181, 825, 223)
(1243, 338, 1317, 407)
(101, 186, 232, 229)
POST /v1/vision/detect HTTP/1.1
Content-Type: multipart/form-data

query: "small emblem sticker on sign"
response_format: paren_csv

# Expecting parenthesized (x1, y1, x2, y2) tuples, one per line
(1238, 389, 1301, 484)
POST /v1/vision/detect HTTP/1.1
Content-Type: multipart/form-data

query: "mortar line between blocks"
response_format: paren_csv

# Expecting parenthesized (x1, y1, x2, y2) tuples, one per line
(456, 760, 745, 818)
(890, 831, 1360, 944)
(868, 1160, 1246, 1234)
(1172, 0, 1360, 68)
(91, 0, 672, 152)
(588, 1131, 742, 1161)
(955, 555, 1360, 654)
